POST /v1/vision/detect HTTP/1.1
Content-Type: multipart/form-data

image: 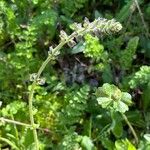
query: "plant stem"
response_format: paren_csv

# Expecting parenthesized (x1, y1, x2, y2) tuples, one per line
(0, 117, 32, 128)
(89, 115, 92, 138)
(134, 0, 149, 38)
(28, 32, 76, 150)
(0, 117, 52, 133)
(121, 113, 138, 144)
(29, 80, 40, 149)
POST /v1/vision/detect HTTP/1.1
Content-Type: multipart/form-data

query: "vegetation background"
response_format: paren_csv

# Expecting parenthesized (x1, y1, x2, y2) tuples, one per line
(0, 0, 150, 149)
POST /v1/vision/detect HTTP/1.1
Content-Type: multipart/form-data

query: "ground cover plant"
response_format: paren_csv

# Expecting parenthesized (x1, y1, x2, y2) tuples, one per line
(0, 0, 150, 149)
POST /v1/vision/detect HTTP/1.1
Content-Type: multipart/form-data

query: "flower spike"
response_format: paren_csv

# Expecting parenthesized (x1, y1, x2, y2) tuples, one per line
(70, 17, 122, 37)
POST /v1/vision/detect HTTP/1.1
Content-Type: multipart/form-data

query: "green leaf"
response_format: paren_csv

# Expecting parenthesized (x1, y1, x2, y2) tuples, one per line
(144, 134, 150, 142)
(142, 82, 150, 110)
(0, 137, 20, 150)
(102, 65, 113, 83)
(32, 0, 38, 5)
(71, 42, 85, 54)
(121, 92, 132, 106)
(94, 10, 103, 19)
(120, 36, 139, 70)
(129, 66, 150, 88)
(101, 137, 114, 150)
(23, 128, 34, 148)
(116, 0, 134, 22)
(111, 111, 123, 138)
(81, 136, 95, 150)
(32, 9, 58, 39)
(114, 101, 129, 113)
(83, 34, 104, 60)
(99, 83, 115, 97)
(114, 139, 136, 150)
(97, 97, 112, 108)
(96, 83, 131, 113)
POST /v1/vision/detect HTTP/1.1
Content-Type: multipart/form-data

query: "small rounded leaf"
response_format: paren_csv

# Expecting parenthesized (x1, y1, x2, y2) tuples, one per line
(97, 97, 112, 108)
(115, 101, 129, 113)
(121, 92, 132, 106)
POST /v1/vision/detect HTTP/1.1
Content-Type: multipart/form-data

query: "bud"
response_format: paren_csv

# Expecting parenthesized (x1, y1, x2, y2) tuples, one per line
(70, 23, 83, 31)
(59, 30, 68, 41)
(67, 39, 76, 48)
(30, 73, 46, 85)
(30, 73, 37, 81)
(37, 77, 46, 85)
(83, 17, 90, 28)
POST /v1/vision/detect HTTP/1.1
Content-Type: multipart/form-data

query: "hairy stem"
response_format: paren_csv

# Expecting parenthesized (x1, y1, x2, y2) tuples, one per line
(28, 32, 76, 150)
(121, 113, 138, 144)
(28, 81, 39, 149)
